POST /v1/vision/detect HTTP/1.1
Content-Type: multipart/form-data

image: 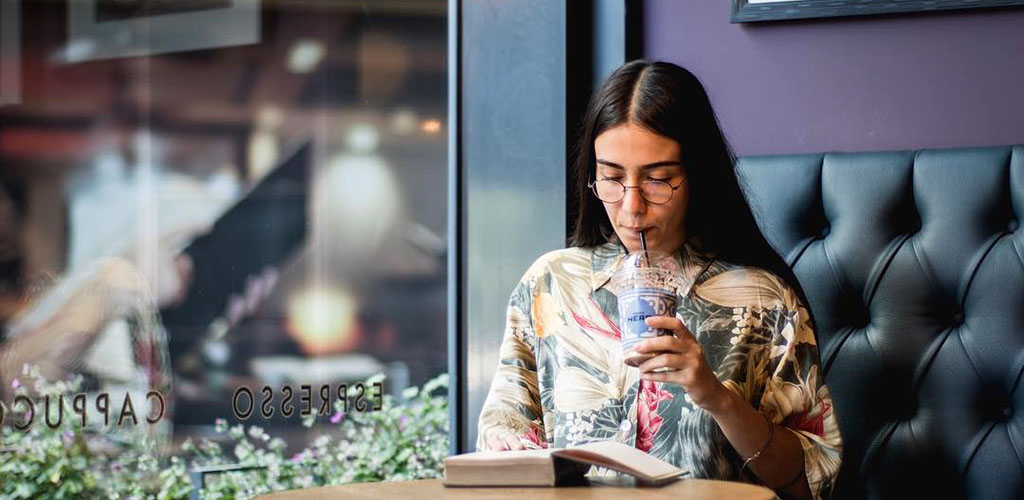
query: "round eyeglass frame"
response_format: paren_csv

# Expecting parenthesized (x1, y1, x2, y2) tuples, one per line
(587, 177, 686, 205)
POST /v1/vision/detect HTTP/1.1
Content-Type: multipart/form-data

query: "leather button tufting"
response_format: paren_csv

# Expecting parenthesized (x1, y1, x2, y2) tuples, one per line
(977, 389, 1012, 422)
(900, 398, 918, 421)
(951, 312, 965, 326)
(858, 309, 871, 329)
(736, 147, 1023, 499)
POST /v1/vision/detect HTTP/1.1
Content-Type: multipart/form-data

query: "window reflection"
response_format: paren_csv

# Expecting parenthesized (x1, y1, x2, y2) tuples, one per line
(0, 0, 447, 460)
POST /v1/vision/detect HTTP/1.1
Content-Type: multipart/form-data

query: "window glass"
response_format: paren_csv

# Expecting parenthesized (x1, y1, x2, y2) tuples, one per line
(0, 0, 448, 495)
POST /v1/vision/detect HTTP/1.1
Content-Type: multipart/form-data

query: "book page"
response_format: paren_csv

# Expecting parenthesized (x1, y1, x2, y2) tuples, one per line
(553, 441, 684, 481)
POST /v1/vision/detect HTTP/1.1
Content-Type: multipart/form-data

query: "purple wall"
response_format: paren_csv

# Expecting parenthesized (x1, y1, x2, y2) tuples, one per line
(645, 1, 1024, 156)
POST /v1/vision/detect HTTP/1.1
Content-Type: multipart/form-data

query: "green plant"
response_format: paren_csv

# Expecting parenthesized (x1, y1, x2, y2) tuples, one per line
(1, 366, 450, 499)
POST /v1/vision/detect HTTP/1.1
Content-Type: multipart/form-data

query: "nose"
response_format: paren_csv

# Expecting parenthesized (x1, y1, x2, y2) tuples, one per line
(621, 185, 647, 215)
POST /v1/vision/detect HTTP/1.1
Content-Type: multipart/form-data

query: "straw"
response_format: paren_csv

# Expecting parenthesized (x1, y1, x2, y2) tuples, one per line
(639, 230, 650, 267)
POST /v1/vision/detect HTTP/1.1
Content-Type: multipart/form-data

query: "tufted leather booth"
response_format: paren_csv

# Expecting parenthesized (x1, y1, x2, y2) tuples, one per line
(735, 146, 1023, 500)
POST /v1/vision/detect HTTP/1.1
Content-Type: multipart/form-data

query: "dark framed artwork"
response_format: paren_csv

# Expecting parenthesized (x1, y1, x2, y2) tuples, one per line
(0, 0, 20, 106)
(732, 0, 1024, 23)
(61, 0, 259, 63)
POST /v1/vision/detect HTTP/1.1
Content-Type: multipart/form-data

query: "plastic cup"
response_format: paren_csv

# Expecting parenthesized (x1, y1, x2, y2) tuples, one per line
(609, 251, 690, 367)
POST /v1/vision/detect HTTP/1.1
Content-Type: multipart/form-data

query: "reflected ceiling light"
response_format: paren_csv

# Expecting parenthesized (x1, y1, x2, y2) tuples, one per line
(346, 123, 380, 154)
(421, 119, 442, 134)
(390, 108, 418, 136)
(315, 152, 401, 259)
(257, 105, 284, 130)
(247, 131, 279, 182)
(286, 286, 359, 355)
(287, 38, 325, 74)
(58, 38, 96, 62)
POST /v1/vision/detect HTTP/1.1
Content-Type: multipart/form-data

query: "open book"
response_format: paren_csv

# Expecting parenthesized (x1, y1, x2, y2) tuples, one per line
(443, 441, 688, 487)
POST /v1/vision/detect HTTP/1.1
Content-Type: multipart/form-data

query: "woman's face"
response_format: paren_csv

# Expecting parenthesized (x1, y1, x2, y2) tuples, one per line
(593, 122, 688, 255)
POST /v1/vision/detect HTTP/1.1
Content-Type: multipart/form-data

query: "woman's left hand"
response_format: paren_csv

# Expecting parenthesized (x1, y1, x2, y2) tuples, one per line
(636, 316, 731, 412)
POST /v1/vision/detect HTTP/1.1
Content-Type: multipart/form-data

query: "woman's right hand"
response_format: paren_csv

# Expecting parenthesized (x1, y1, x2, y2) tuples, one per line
(484, 428, 527, 451)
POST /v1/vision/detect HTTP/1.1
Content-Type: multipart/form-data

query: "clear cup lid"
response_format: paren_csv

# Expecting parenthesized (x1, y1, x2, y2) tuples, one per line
(608, 251, 692, 294)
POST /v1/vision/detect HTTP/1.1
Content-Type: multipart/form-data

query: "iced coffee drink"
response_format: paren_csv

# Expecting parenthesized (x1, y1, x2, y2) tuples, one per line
(609, 251, 689, 367)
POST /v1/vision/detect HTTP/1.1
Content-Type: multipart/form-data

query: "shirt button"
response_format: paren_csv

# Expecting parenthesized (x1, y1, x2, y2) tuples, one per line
(619, 420, 632, 432)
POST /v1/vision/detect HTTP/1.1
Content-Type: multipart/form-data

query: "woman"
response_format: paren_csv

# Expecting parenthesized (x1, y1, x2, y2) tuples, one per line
(476, 60, 842, 500)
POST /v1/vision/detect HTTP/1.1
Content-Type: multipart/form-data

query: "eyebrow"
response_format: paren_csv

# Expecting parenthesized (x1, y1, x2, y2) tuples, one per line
(595, 159, 684, 170)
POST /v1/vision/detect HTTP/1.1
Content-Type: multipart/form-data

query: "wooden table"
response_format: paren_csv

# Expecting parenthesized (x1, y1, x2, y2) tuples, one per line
(255, 477, 776, 499)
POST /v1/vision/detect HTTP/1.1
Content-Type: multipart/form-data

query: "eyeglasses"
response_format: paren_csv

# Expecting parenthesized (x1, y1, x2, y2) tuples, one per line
(587, 177, 686, 205)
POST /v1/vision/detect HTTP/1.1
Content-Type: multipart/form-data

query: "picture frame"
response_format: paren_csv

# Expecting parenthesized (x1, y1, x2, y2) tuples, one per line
(62, 0, 260, 63)
(732, 0, 1024, 23)
(1, 0, 20, 106)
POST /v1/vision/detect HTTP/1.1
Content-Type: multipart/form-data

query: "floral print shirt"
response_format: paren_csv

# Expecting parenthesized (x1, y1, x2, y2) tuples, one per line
(476, 239, 843, 499)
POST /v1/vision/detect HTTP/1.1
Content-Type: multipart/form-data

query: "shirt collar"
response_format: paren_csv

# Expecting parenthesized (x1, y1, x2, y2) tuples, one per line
(589, 235, 716, 293)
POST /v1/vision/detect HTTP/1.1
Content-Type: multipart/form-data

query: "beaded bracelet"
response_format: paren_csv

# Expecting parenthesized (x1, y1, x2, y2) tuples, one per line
(740, 413, 773, 473)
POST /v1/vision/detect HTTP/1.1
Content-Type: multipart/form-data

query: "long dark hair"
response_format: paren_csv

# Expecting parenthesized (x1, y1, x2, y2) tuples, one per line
(567, 60, 801, 291)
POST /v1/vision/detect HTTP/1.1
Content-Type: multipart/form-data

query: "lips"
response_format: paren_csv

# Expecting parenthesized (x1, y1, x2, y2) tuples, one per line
(623, 226, 653, 235)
